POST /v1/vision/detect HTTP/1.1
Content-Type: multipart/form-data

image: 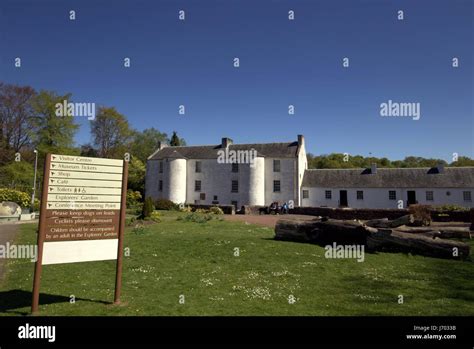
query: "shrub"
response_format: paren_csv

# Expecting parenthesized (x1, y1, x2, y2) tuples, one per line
(434, 204, 469, 212)
(408, 204, 432, 226)
(142, 197, 155, 218)
(33, 198, 40, 212)
(126, 190, 142, 208)
(178, 212, 213, 223)
(195, 208, 209, 214)
(154, 199, 179, 211)
(149, 211, 161, 223)
(180, 205, 192, 213)
(132, 223, 146, 235)
(0, 188, 30, 208)
(209, 206, 224, 215)
(126, 216, 137, 226)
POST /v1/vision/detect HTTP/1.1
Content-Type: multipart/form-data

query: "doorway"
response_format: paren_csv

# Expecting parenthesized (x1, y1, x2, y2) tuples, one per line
(339, 190, 348, 207)
(407, 191, 417, 206)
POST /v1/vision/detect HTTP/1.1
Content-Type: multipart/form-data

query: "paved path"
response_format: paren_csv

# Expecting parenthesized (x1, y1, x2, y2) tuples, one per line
(224, 214, 316, 228)
(0, 224, 20, 282)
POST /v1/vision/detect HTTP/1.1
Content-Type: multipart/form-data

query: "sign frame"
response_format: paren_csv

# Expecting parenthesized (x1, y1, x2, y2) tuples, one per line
(31, 153, 128, 313)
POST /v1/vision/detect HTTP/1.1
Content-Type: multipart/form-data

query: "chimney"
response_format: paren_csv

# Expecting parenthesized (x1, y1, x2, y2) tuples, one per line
(157, 141, 168, 150)
(437, 163, 445, 174)
(371, 163, 377, 174)
(221, 137, 233, 148)
(297, 134, 305, 147)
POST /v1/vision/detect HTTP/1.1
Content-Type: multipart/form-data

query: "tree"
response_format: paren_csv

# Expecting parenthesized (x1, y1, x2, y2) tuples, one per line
(130, 128, 168, 163)
(91, 107, 133, 158)
(306, 153, 469, 169)
(450, 156, 474, 167)
(0, 83, 36, 153)
(31, 90, 79, 155)
(0, 161, 34, 193)
(80, 143, 98, 157)
(169, 131, 181, 146)
(128, 157, 146, 193)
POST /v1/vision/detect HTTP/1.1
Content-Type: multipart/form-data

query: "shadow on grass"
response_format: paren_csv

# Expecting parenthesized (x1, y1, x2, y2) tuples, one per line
(0, 289, 110, 315)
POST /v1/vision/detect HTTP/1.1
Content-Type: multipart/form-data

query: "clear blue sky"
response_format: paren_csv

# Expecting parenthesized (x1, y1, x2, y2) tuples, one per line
(1, 0, 472, 161)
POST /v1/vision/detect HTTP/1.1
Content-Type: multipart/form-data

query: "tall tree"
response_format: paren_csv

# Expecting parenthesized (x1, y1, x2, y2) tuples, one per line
(80, 143, 99, 157)
(91, 107, 133, 158)
(130, 128, 168, 163)
(0, 83, 36, 163)
(169, 131, 181, 146)
(31, 90, 79, 155)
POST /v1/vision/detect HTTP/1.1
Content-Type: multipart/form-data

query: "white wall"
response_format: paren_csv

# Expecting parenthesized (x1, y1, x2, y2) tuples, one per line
(145, 159, 160, 200)
(165, 158, 187, 204)
(301, 187, 474, 209)
(264, 158, 297, 206)
(185, 158, 253, 207)
(296, 144, 307, 206)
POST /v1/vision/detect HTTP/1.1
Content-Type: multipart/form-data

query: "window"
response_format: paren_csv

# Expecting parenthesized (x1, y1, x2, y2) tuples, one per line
(273, 180, 281, 193)
(302, 190, 309, 199)
(273, 160, 281, 172)
(159, 180, 163, 192)
(232, 163, 239, 173)
(389, 190, 396, 200)
(213, 195, 218, 201)
(195, 161, 201, 173)
(159, 161, 163, 173)
(200, 193, 206, 201)
(464, 191, 472, 202)
(426, 191, 434, 201)
(357, 190, 364, 200)
(231, 180, 239, 193)
(325, 190, 332, 199)
(195, 180, 201, 192)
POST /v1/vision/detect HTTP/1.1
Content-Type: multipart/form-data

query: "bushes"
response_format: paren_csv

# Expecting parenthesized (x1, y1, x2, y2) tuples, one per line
(408, 204, 432, 226)
(180, 205, 192, 213)
(126, 190, 142, 208)
(154, 199, 179, 211)
(434, 204, 469, 212)
(177, 212, 214, 223)
(141, 197, 155, 218)
(0, 188, 30, 208)
(148, 211, 161, 223)
(209, 206, 224, 215)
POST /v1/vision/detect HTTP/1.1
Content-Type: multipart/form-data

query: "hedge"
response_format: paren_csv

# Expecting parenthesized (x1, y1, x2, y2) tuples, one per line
(0, 188, 31, 208)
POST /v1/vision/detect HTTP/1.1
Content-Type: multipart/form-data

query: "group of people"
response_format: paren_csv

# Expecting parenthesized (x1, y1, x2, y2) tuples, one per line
(269, 201, 289, 214)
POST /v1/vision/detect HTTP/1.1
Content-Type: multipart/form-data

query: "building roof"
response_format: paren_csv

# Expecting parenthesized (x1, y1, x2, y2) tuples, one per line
(148, 142, 299, 160)
(302, 167, 474, 188)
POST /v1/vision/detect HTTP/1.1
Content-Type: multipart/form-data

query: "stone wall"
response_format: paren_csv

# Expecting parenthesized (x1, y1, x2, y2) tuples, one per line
(281, 206, 471, 222)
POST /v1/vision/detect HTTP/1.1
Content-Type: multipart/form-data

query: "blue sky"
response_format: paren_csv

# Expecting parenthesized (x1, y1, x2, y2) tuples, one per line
(1, 0, 472, 161)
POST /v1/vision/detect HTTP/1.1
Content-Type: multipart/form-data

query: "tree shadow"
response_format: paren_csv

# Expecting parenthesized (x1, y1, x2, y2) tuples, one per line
(0, 289, 111, 315)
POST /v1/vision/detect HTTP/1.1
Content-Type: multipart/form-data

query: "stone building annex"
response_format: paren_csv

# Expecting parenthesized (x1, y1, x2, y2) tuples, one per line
(145, 135, 474, 209)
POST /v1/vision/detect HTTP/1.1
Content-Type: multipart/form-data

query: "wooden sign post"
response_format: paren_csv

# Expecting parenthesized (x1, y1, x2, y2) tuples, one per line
(31, 154, 128, 313)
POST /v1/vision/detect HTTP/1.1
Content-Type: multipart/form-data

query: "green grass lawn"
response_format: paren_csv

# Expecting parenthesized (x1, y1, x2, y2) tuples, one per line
(1, 210, 473, 316)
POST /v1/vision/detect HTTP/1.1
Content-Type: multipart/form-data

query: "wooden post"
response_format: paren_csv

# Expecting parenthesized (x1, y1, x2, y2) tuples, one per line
(31, 153, 51, 314)
(114, 159, 128, 304)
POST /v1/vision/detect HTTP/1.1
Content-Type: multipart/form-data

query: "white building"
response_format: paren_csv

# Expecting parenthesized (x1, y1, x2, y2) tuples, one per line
(145, 136, 307, 209)
(301, 165, 474, 209)
(145, 136, 474, 209)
